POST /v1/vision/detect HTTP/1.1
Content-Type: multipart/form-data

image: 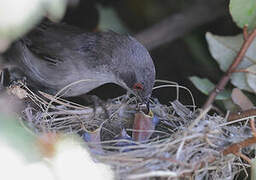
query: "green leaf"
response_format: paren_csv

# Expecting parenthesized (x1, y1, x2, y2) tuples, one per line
(246, 64, 256, 92)
(230, 0, 256, 29)
(231, 88, 253, 110)
(98, 6, 128, 33)
(189, 76, 230, 100)
(251, 158, 256, 180)
(184, 35, 216, 67)
(206, 32, 256, 92)
(0, 114, 41, 162)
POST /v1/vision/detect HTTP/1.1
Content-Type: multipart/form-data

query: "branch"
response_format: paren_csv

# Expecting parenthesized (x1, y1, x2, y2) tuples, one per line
(222, 118, 256, 165)
(203, 27, 256, 109)
(135, 0, 226, 50)
(228, 109, 256, 122)
(223, 136, 256, 156)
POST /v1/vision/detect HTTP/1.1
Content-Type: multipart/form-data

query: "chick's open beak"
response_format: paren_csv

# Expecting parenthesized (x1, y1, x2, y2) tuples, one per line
(138, 99, 150, 115)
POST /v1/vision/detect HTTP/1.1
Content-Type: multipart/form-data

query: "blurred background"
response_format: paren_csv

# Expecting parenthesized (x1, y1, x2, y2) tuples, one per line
(0, 0, 242, 107)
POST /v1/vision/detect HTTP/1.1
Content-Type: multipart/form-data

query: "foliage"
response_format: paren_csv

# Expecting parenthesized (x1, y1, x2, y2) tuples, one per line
(189, 76, 230, 100)
(190, 0, 256, 108)
(230, 0, 256, 30)
(0, 114, 40, 162)
(206, 32, 256, 92)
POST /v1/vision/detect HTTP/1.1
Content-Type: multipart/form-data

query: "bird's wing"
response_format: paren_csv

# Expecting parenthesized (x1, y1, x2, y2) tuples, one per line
(23, 21, 87, 65)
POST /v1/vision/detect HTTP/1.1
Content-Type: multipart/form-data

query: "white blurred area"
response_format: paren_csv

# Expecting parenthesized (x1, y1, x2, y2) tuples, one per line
(0, 1, 115, 179)
(0, 137, 114, 180)
(0, 0, 67, 52)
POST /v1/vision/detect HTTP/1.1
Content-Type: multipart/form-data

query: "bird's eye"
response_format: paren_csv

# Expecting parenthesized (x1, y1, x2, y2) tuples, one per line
(133, 83, 143, 90)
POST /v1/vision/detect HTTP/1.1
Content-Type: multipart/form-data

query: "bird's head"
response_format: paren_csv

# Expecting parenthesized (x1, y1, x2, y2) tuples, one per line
(111, 34, 156, 108)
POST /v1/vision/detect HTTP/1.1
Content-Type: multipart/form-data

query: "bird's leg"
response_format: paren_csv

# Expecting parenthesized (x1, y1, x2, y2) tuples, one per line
(82, 95, 109, 120)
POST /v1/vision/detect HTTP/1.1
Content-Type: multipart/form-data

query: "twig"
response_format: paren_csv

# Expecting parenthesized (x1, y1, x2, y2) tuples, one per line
(227, 109, 256, 122)
(127, 171, 178, 179)
(223, 114, 256, 158)
(250, 118, 256, 137)
(203, 27, 256, 109)
(235, 152, 251, 165)
(39, 91, 87, 110)
(223, 136, 256, 156)
(243, 25, 248, 40)
(234, 68, 256, 75)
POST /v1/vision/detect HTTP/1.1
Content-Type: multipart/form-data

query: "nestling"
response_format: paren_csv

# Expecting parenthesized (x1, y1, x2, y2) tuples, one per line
(2, 21, 156, 105)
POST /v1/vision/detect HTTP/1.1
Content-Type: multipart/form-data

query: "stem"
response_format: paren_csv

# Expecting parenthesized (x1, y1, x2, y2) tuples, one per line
(243, 25, 248, 40)
(251, 158, 256, 180)
(203, 27, 256, 109)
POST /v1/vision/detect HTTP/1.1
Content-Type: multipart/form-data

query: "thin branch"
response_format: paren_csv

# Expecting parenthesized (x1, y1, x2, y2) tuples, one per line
(250, 118, 256, 137)
(135, 0, 226, 50)
(223, 112, 256, 161)
(223, 136, 256, 156)
(235, 152, 251, 165)
(203, 27, 256, 109)
(243, 25, 248, 40)
(228, 109, 256, 122)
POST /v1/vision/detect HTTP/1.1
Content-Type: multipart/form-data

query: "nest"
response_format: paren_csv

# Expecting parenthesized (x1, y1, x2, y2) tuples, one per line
(7, 81, 255, 179)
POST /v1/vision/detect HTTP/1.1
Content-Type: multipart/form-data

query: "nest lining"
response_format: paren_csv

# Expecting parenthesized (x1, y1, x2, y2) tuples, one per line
(7, 82, 255, 180)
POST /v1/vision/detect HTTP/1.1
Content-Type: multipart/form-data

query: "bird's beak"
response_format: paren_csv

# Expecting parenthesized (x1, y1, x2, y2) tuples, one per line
(127, 87, 151, 114)
(145, 100, 150, 114)
(138, 96, 150, 115)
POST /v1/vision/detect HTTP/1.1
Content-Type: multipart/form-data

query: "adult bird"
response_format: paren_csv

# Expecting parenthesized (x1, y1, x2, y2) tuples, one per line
(2, 21, 156, 106)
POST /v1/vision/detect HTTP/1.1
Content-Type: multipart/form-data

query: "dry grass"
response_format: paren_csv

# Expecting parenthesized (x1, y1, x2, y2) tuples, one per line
(7, 81, 255, 179)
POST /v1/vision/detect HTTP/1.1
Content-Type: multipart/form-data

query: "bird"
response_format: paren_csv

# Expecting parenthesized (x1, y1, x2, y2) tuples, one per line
(1, 21, 156, 105)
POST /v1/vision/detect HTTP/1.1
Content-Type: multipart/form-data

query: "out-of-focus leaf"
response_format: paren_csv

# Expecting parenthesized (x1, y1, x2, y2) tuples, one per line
(0, 93, 40, 161)
(231, 88, 253, 110)
(206, 32, 256, 92)
(0, 0, 67, 52)
(52, 136, 114, 180)
(98, 6, 128, 33)
(0, 133, 114, 180)
(0, 140, 55, 180)
(184, 35, 216, 67)
(189, 76, 230, 100)
(222, 98, 239, 112)
(252, 158, 256, 180)
(0, 114, 40, 162)
(246, 64, 256, 93)
(44, 0, 67, 22)
(230, 0, 256, 30)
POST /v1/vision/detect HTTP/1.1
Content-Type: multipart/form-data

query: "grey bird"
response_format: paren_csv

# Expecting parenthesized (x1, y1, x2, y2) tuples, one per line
(2, 21, 155, 105)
